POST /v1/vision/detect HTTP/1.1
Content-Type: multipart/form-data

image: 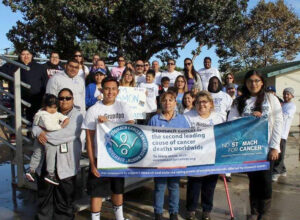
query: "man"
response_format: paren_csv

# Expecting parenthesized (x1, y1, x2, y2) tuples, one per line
(46, 59, 85, 112)
(272, 87, 297, 182)
(44, 52, 64, 78)
(198, 57, 221, 91)
(152, 60, 162, 85)
(82, 77, 134, 220)
(160, 59, 182, 86)
(111, 56, 126, 80)
(135, 60, 146, 85)
(90, 54, 100, 73)
(0, 49, 48, 122)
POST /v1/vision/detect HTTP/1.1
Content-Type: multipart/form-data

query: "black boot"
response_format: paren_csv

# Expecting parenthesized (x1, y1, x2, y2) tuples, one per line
(248, 197, 259, 220)
(155, 213, 163, 220)
(170, 213, 178, 220)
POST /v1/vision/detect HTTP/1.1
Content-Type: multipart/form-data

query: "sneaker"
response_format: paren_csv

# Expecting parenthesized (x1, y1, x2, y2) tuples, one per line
(202, 211, 211, 220)
(225, 176, 232, 182)
(44, 173, 59, 185)
(25, 169, 35, 182)
(280, 172, 287, 177)
(186, 211, 196, 220)
(155, 213, 163, 220)
(170, 213, 178, 220)
(272, 174, 280, 182)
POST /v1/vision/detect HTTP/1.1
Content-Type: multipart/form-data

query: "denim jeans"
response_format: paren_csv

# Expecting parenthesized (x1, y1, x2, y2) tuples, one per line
(186, 175, 218, 212)
(154, 177, 180, 214)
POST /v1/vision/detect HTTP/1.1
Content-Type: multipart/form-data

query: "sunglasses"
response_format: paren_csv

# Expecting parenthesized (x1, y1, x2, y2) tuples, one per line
(59, 96, 73, 101)
(136, 64, 144, 67)
(184, 63, 192, 66)
(167, 63, 175, 66)
(144, 64, 149, 66)
(74, 54, 82, 57)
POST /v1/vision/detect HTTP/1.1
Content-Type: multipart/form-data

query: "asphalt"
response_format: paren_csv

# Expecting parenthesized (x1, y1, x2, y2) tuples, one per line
(0, 127, 299, 220)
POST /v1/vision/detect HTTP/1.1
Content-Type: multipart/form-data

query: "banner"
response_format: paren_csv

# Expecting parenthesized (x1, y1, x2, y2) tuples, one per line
(96, 116, 270, 177)
(116, 86, 146, 119)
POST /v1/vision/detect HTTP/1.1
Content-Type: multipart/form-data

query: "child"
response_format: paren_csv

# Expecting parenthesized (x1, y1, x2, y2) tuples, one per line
(139, 70, 159, 120)
(157, 77, 170, 110)
(26, 94, 69, 185)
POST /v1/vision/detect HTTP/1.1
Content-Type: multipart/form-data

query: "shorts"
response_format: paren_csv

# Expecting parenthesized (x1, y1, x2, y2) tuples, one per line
(87, 171, 125, 198)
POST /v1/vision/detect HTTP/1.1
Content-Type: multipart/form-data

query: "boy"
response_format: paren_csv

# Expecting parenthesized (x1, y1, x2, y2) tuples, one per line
(82, 77, 134, 220)
(272, 87, 296, 182)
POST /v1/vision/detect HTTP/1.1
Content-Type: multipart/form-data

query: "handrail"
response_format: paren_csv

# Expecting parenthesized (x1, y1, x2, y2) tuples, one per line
(0, 105, 31, 125)
(0, 71, 31, 89)
(0, 55, 30, 71)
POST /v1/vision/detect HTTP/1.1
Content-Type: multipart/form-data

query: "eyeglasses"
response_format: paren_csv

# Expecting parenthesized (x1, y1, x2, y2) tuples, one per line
(167, 63, 175, 66)
(144, 64, 149, 66)
(59, 96, 73, 101)
(51, 56, 59, 59)
(136, 64, 144, 67)
(197, 100, 209, 104)
(247, 79, 261, 84)
(184, 63, 192, 66)
(74, 54, 82, 57)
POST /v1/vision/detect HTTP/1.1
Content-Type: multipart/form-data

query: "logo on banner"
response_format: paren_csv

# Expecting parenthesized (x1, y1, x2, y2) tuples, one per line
(105, 125, 148, 164)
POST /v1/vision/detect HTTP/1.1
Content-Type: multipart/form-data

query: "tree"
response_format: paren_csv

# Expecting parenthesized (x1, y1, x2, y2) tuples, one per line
(217, 0, 300, 73)
(3, 0, 247, 63)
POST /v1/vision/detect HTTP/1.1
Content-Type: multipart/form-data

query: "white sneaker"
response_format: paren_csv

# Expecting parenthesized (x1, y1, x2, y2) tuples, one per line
(281, 172, 287, 177)
(272, 174, 280, 182)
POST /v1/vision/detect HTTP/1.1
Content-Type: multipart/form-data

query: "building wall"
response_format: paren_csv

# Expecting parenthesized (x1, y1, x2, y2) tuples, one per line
(275, 70, 300, 126)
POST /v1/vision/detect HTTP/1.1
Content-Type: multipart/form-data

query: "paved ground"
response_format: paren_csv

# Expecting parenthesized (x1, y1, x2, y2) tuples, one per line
(0, 127, 299, 220)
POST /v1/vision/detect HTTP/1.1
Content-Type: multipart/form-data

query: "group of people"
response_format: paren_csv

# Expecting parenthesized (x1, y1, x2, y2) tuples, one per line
(0, 49, 296, 220)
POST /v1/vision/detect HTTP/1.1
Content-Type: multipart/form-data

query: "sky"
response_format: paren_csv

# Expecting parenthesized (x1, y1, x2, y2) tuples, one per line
(1, 0, 300, 69)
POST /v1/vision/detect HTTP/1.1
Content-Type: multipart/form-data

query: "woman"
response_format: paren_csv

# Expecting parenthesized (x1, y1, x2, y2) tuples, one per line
(148, 91, 189, 220)
(182, 91, 195, 113)
(32, 88, 83, 220)
(74, 50, 89, 80)
(208, 76, 232, 121)
(174, 75, 188, 104)
(183, 58, 202, 91)
(184, 91, 225, 220)
(222, 73, 238, 94)
(228, 70, 283, 220)
(85, 68, 107, 108)
(119, 68, 136, 87)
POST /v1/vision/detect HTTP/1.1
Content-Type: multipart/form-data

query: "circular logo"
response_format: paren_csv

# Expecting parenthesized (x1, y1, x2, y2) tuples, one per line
(105, 125, 148, 164)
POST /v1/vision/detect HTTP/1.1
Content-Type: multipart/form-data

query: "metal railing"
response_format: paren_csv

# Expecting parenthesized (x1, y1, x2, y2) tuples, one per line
(0, 55, 32, 187)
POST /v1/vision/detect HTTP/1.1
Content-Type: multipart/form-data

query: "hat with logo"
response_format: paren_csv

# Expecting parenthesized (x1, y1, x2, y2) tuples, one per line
(266, 85, 276, 93)
(95, 68, 107, 75)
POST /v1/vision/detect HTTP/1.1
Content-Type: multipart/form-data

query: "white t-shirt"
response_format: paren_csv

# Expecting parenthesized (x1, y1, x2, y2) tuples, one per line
(82, 100, 134, 131)
(160, 70, 182, 86)
(154, 71, 162, 85)
(197, 67, 221, 90)
(184, 110, 224, 130)
(281, 102, 296, 139)
(33, 110, 68, 131)
(211, 91, 233, 120)
(135, 74, 146, 85)
(228, 94, 283, 152)
(77, 65, 90, 80)
(139, 82, 159, 113)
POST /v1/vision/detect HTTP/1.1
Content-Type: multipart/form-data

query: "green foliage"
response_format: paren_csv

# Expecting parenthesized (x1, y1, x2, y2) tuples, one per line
(3, 0, 247, 62)
(217, 0, 300, 73)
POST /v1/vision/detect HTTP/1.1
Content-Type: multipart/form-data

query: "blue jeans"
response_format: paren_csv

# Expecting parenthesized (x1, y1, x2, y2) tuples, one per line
(186, 175, 218, 212)
(154, 177, 180, 214)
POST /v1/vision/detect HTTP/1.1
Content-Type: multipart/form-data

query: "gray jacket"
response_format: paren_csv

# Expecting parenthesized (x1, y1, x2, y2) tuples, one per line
(32, 107, 83, 179)
(46, 71, 86, 112)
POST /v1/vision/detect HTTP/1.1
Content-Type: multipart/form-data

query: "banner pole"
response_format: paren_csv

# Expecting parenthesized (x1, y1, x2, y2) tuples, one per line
(222, 174, 235, 220)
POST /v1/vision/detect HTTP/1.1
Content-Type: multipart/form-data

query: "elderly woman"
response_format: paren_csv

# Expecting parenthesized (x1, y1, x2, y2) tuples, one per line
(32, 88, 83, 220)
(184, 91, 225, 220)
(228, 70, 283, 220)
(148, 91, 189, 220)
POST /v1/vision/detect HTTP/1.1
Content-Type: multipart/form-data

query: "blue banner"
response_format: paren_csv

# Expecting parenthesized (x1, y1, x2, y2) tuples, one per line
(97, 117, 270, 177)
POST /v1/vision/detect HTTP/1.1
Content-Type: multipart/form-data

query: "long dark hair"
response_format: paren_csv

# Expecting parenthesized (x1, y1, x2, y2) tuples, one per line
(235, 70, 266, 115)
(183, 58, 198, 82)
